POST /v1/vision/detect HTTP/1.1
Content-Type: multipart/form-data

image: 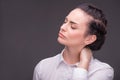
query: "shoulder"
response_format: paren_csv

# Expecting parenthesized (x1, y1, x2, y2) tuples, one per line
(89, 58, 114, 75)
(39, 54, 60, 66)
(89, 58, 114, 79)
(33, 54, 61, 79)
(34, 54, 60, 72)
(92, 59, 113, 69)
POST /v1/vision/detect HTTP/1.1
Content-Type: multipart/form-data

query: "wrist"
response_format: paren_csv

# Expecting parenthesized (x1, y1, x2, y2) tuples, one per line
(77, 61, 89, 70)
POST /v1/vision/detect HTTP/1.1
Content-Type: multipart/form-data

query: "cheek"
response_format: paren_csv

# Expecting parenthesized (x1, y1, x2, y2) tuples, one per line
(68, 32, 85, 42)
(69, 30, 84, 38)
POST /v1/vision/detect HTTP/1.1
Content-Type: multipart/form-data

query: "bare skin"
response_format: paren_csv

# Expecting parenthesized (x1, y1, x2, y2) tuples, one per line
(78, 48, 92, 70)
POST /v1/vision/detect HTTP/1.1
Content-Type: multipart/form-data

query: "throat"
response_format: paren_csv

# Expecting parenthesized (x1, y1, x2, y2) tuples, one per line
(63, 48, 80, 64)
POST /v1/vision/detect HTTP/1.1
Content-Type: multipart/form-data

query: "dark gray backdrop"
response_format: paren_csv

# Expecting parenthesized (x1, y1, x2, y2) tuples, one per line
(0, 0, 120, 80)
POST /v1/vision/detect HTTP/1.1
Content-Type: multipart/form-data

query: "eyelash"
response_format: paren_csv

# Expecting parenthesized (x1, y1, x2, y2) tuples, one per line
(70, 24, 77, 29)
(71, 26, 76, 29)
(63, 20, 77, 30)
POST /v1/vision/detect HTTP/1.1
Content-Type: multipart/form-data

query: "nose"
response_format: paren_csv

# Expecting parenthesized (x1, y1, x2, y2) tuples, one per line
(60, 23, 67, 32)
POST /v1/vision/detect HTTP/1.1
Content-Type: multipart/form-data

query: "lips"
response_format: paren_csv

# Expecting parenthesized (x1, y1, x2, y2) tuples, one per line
(58, 32, 65, 38)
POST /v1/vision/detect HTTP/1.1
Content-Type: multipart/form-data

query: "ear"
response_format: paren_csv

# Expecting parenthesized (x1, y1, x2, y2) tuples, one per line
(84, 35, 97, 45)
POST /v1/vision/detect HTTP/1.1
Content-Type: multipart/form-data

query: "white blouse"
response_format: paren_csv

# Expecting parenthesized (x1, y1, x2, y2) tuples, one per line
(33, 50, 114, 80)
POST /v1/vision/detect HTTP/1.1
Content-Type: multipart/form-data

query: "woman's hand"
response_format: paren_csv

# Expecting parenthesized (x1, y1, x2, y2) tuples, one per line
(77, 48, 92, 70)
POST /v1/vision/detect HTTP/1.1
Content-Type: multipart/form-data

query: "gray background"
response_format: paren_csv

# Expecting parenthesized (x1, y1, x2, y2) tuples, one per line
(0, 0, 120, 80)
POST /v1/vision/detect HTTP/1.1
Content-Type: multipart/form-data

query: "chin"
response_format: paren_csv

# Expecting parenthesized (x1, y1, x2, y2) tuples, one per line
(57, 37, 66, 45)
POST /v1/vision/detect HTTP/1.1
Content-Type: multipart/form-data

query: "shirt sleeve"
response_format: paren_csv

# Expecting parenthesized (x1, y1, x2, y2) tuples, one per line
(72, 67, 88, 80)
(33, 61, 42, 80)
(89, 68, 114, 80)
(72, 67, 114, 80)
(33, 68, 40, 80)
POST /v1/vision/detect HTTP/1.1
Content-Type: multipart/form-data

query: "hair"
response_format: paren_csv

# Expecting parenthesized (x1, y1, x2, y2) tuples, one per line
(76, 3, 107, 51)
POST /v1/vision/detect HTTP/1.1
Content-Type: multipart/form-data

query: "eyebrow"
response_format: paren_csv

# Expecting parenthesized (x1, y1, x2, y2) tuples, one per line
(65, 17, 78, 25)
(70, 21, 77, 24)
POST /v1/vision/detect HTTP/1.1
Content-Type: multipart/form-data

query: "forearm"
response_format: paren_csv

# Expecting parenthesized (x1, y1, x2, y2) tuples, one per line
(72, 48, 91, 80)
(77, 61, 89, 71)
(78, 48, 92, 70)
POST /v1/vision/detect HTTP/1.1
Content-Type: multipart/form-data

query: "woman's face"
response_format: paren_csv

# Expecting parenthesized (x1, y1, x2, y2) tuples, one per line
(57, 8, 93, 47)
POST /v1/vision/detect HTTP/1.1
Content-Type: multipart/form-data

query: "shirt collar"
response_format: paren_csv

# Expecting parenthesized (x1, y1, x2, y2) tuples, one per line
(57, 49, 94, 68)
(58, 49, 65, 65)
(57, 49, 79, 67)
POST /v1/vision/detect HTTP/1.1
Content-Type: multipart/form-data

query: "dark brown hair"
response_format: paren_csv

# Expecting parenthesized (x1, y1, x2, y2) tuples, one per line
(76, 3, 107, 51)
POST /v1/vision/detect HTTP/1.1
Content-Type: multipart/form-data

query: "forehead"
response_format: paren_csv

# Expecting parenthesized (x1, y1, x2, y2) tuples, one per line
(66, 8, 93, 25)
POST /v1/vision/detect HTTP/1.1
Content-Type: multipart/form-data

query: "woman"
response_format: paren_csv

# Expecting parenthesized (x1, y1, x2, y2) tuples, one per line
(33, 3, 114, 80)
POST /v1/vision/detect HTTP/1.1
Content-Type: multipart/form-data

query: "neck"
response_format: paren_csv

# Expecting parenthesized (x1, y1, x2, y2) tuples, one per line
(63, 46, 83, 64)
